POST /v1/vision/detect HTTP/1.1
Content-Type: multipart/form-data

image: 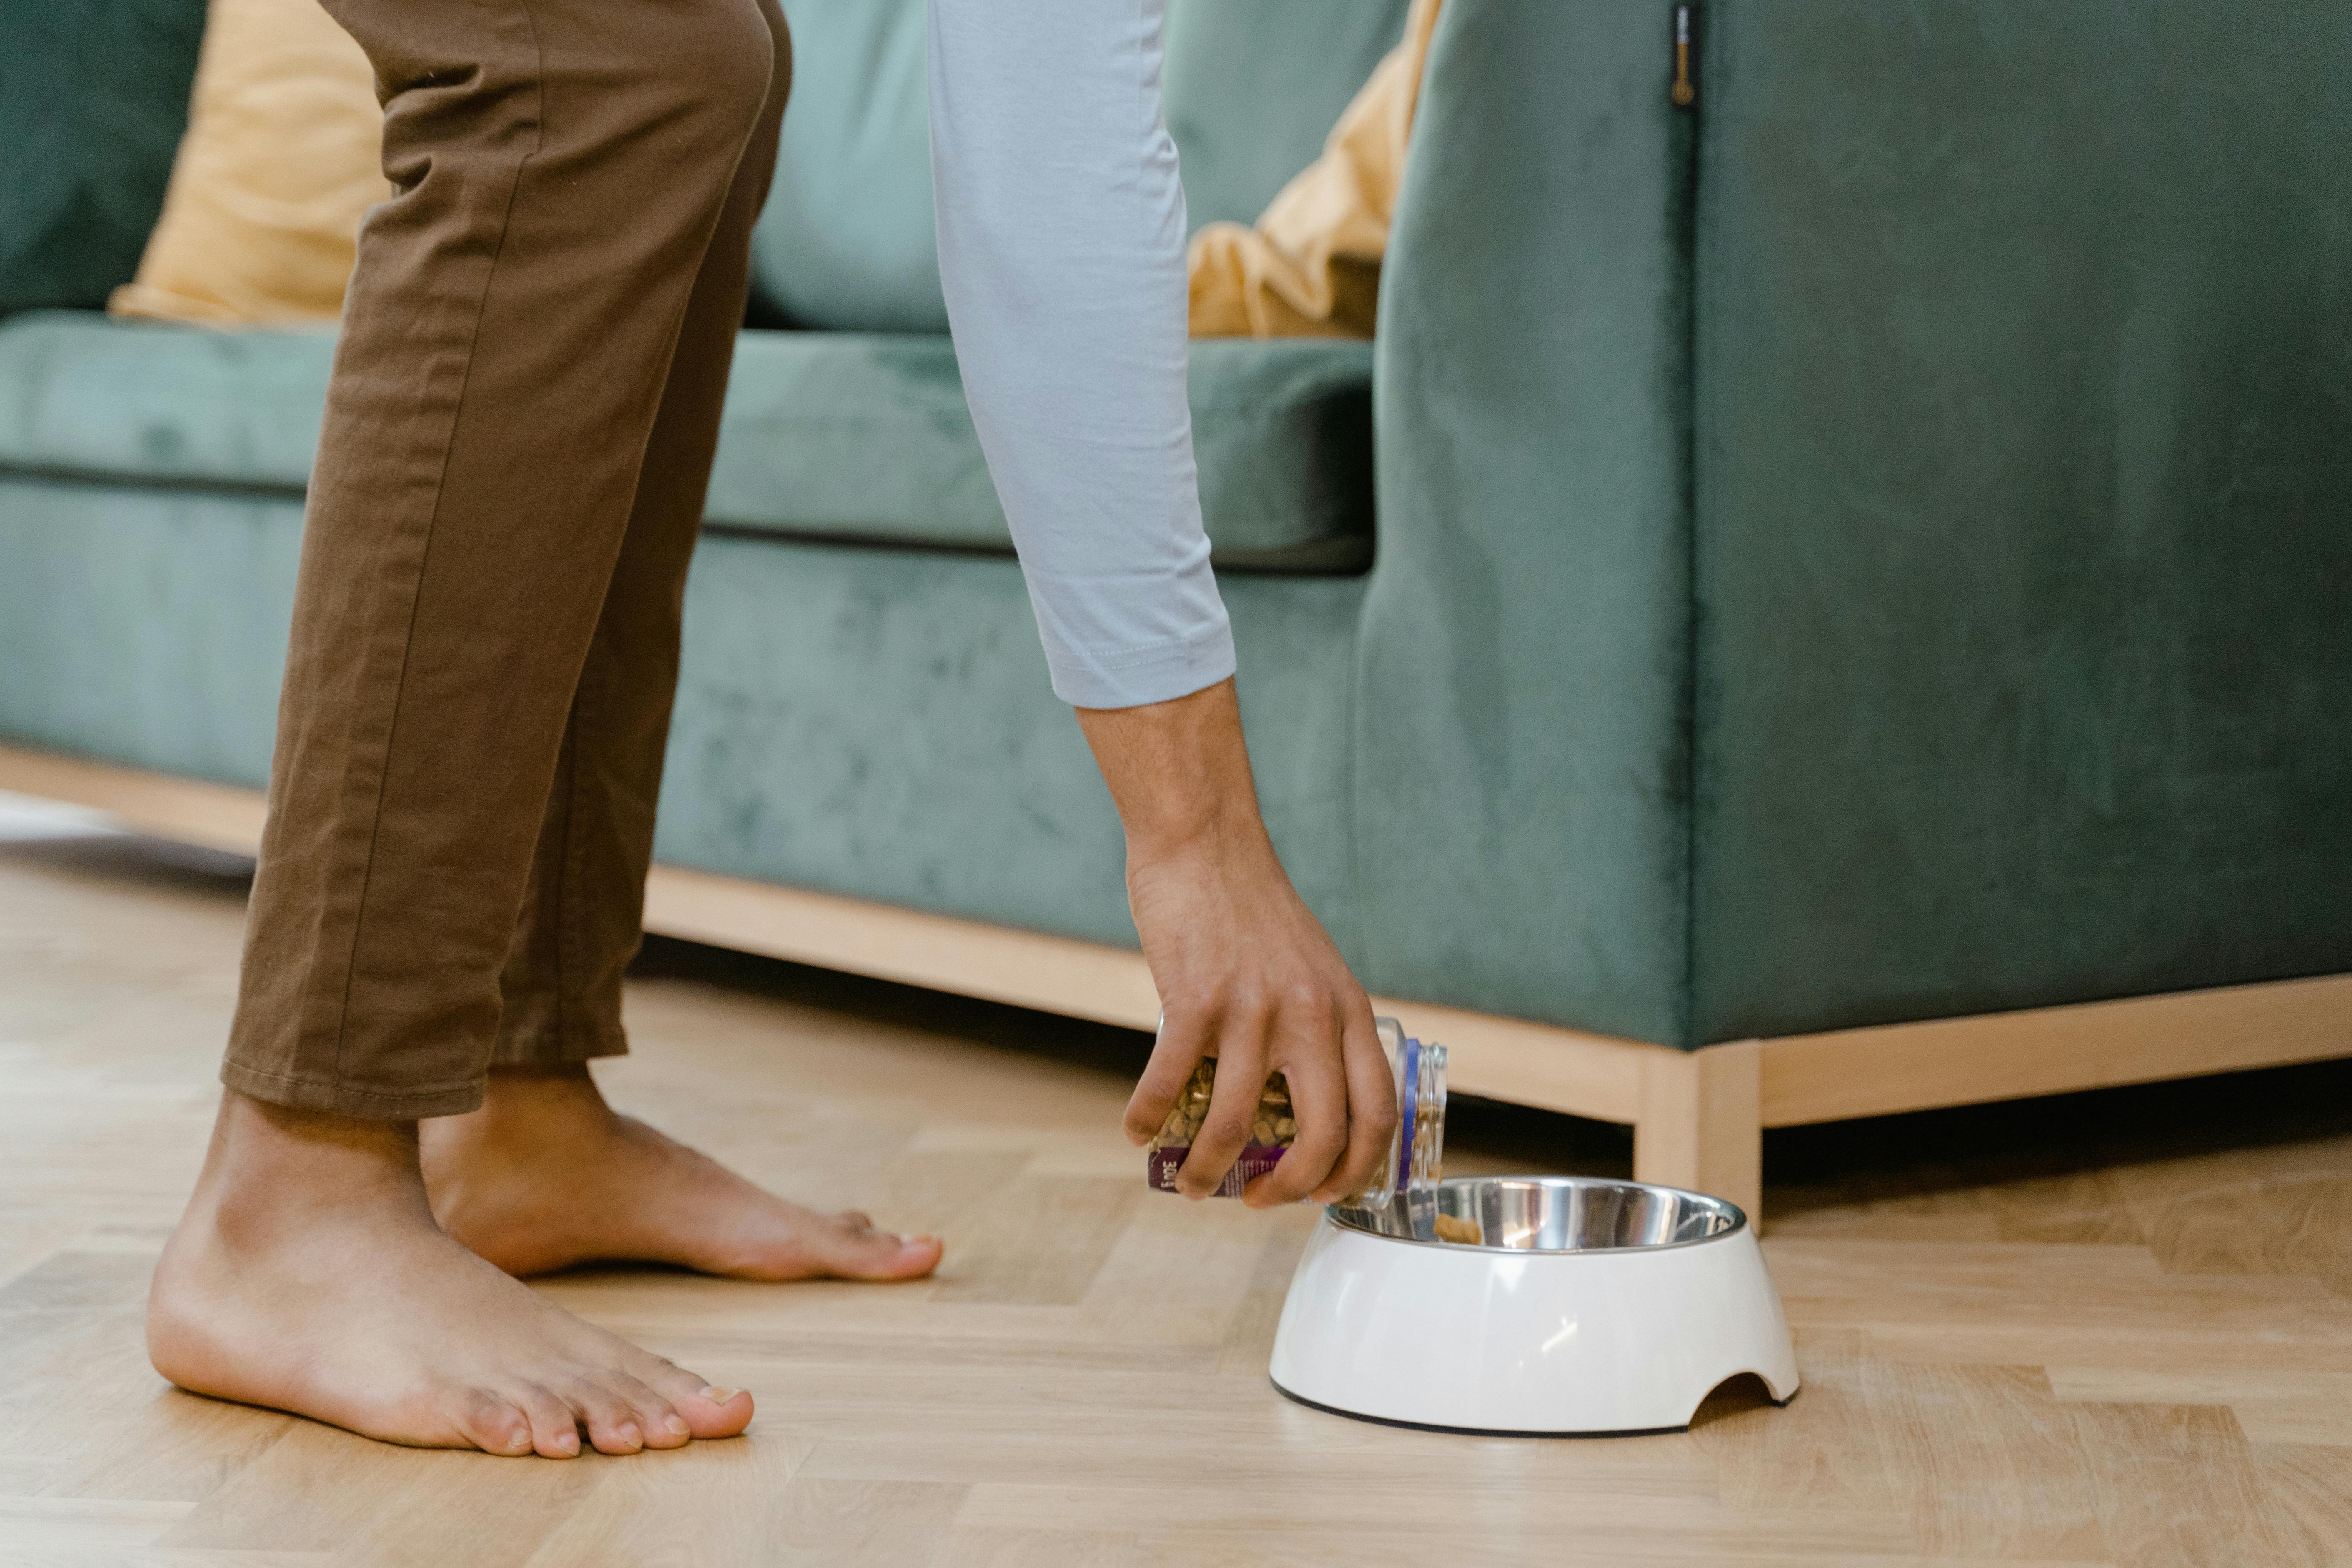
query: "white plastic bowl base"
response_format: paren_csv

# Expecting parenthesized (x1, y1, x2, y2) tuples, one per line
(1269, 1176, 1799, 1435)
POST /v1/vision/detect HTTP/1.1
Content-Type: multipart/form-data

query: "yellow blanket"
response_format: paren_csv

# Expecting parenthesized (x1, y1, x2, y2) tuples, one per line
(1186, 0, 1440, 339)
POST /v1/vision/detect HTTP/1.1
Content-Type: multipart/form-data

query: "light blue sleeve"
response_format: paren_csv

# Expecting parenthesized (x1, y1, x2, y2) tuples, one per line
(927, 0, 1236, 710)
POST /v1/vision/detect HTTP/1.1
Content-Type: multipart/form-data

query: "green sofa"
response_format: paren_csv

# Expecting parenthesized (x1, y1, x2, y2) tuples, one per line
(4, 1, 2347, 1088)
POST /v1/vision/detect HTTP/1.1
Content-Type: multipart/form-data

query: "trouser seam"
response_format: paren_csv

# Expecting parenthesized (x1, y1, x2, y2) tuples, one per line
(554, 648, 602, 1044)
(517, 84, 755, 1059)
(323, 0, 550, 1089)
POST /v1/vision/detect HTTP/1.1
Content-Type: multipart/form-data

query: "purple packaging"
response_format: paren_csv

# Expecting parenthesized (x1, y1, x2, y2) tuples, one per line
(1146, 1143, 1287, 1197)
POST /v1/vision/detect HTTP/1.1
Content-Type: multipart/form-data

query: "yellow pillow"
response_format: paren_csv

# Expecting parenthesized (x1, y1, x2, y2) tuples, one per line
(109, 0, 386, 326)
(1187, 0, 1441, 338)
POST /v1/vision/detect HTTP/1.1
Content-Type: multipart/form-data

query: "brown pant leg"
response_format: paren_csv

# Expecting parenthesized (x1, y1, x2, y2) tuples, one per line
(222, 0, 777, 1118)
(492, 0, 790, 1065)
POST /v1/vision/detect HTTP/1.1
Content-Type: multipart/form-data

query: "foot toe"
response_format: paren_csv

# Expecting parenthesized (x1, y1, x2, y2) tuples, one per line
(686, 1385, 754, 1439)
(824, 1225, 943, 1282)
(629, 1354, 754, 1439)
(512, 1381, 583, 1458)
(457, 1390, 535, 1457)
(607, 1371, 691, 1450)
(591, 1420, 643, 1455)
(565, 1374, 649, 1455)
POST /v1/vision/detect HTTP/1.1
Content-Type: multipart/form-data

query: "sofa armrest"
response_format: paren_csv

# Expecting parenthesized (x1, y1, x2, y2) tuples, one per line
(1351, 0, 1695, 1044)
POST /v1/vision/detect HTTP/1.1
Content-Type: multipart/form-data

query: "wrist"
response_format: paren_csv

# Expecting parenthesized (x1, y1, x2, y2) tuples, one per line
(1077, 677, 1274, 867)
(1121, 798, 1274, 873)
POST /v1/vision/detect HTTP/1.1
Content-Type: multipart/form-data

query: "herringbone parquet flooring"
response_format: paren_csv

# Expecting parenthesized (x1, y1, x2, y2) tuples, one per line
(2, 793, 2347, 1565)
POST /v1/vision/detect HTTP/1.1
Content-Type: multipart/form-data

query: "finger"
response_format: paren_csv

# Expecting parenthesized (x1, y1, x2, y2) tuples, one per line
(1243, 996, 1346, 1207)
(1123, 1007, 1212, 1146)
(1176, 1007, 1271, 1199)
(1311, 998, 1398, 1205)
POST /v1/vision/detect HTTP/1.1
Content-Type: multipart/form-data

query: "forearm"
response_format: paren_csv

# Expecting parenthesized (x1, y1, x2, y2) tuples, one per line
(1075, 679, 1272, 863)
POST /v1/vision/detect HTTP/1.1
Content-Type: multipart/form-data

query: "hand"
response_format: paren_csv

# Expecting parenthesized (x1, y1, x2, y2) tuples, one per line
(1076, 680, 1397, 1207)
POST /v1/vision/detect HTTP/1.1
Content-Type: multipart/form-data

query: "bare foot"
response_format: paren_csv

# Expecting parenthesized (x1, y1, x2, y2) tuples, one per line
(149, 1092, 755, 1456)
(421, 1065, 944, 1282)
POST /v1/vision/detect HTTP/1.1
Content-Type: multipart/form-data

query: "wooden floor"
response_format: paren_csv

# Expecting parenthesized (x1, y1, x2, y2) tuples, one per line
(3, 793, 2348, 1566)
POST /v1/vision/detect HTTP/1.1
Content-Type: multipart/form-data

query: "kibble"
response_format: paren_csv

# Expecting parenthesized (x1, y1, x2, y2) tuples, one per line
(1152, 1057, 1296, 1151)
(1432, 1213, 1483, 1246)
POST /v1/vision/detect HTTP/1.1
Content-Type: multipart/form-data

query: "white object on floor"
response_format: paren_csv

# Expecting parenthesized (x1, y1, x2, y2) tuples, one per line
(0, 789, 118, 843)
(1270, 1176, 1800, 1435)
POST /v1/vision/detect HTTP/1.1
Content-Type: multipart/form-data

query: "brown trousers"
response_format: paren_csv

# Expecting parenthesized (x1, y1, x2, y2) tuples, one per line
(221, 0, 791, 1118)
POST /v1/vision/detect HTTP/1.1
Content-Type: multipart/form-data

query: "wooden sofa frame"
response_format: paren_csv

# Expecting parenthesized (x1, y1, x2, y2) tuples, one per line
(7, 740, 2345, 1222)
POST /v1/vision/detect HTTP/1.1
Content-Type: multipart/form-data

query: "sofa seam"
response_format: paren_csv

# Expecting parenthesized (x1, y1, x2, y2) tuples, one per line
(1675, 2, 1707, 1053)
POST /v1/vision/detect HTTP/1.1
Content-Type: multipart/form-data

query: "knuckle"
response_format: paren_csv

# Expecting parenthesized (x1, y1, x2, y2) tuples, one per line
(1302, 1117, 1347, 1153)
(1279, 978, 1326, 1014)
(1158, 1003, 1212, 1036)
(1201, 1110, 1253, 1147)
(1226, 984, 1274, 1022)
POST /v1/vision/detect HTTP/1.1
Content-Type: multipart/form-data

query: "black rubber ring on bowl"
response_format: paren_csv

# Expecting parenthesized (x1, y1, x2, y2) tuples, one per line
(1269, 1377, 1795, 1439)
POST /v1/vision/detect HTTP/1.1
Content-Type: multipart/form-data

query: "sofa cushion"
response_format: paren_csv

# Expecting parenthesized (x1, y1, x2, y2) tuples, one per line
(0, 313, 1373, 572)
(712, 332, 1373, 570)
(0, 311, 335, 490)
(753, 0, 941, 332)
(752, 0, 1409, 332)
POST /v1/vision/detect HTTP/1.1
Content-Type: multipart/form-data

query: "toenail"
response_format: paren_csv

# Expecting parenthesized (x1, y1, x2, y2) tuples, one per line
(619, 1424, 641, 1447)
(700, 1386, 741, 1404)
(665, 1415, 692, 1437)
(556, 1432, 579, 1455)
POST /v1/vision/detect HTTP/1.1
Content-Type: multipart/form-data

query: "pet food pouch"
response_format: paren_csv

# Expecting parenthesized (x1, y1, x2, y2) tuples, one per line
(1146, 1017, 1446, 1202)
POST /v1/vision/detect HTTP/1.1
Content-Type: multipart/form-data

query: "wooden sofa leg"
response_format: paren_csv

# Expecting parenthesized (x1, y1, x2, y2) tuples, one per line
(1633, 1040, 1764, 1224)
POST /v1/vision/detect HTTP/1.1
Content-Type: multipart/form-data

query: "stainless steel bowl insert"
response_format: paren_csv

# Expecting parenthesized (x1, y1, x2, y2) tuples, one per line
(1330, 1176, 1744, 1253)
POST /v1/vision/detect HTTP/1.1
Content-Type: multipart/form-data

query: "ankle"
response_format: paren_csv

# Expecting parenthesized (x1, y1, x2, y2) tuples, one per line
(472, 1063, 611, 1130)
(424, 1065, 615, 1173)
(193, 1091, 429, 1226)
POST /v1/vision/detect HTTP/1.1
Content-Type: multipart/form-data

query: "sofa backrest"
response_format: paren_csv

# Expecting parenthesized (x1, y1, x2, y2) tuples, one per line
(0, 0, 208, 314)
(751, 0, 1409, 332)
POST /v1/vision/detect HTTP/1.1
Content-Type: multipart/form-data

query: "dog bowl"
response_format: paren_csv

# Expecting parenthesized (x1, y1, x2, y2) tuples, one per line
(1269, 1176, 1799, 1435)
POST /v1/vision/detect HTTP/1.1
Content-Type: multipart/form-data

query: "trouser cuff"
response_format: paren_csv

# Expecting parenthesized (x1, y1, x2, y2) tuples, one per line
(219, 1059, 488, 1120)
(487, 1026, 630, 1068)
